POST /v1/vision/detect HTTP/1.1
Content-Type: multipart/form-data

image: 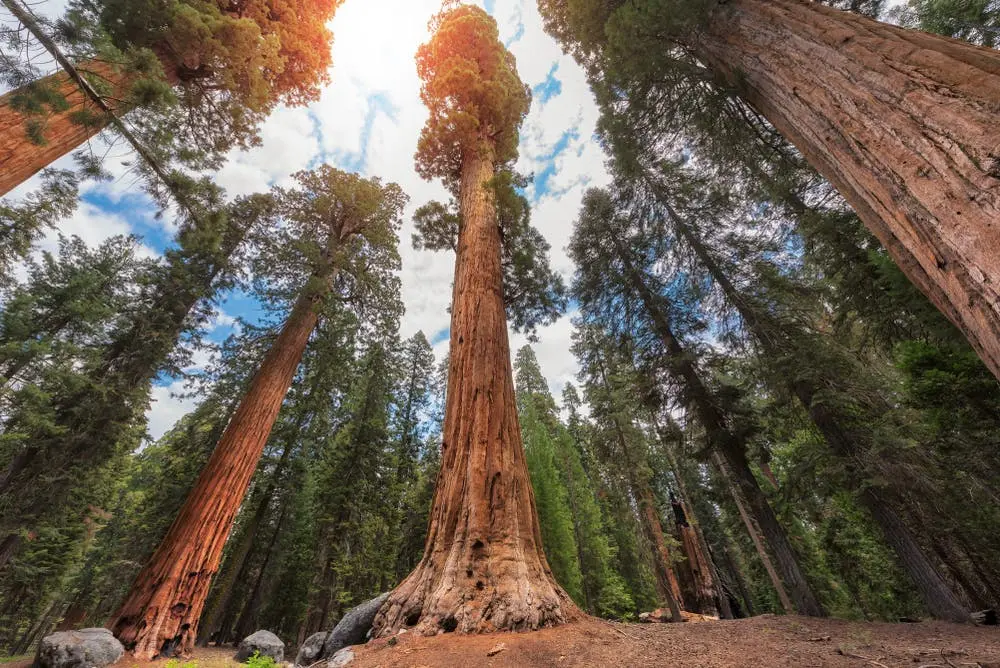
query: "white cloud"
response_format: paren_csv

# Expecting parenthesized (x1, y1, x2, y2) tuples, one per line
(19, 0, 608, 438)
(147, 380, 199, 442)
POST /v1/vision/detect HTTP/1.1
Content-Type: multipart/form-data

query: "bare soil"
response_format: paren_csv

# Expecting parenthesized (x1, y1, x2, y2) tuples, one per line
(11, 615, 999, 668)
(348, 615, 1000, 668)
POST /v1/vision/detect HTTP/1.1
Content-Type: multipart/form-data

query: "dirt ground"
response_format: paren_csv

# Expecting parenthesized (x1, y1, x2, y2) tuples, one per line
(10, 615, 1000, 668)
(348, 615, 1000, 668)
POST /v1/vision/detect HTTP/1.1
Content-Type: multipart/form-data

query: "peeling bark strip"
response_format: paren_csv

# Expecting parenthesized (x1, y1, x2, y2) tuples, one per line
(373, 144, 577, 636)
(698, 0, 1000, 379)
(108, 258, 335, 659)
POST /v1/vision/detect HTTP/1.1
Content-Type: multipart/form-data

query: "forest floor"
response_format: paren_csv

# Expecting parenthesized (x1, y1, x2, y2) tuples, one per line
(347, 615, 1000, 668)
(9, 615, 1000, 668)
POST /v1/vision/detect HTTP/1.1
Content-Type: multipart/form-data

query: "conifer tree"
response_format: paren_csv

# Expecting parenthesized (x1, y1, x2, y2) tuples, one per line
(0, 187, 264, 571)
(570, 195, 826, 617)
(538, 0, 1000, 381)
(616, 163, 972, 622)
(0, 0, 342, 196)
(109, 167, 406, 658)
(516, 345, 634, 617)
(372, 4, 573, 636)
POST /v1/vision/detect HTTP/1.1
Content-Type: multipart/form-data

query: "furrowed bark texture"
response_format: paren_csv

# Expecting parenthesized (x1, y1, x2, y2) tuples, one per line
(0, 62, 121, 197)
(636, 486, 685, 619)
(373, 143, 577, 636)
(674, 501, 720, 617)
(108, 269, 330, 659)
(698, 0, 1000, 379)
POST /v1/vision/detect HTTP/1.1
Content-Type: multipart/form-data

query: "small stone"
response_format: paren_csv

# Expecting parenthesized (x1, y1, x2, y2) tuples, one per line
(37, 628, 124, 668)
(326, 648, 354, 668)
(236, 630, 285, 663)
(486, 642, 506, 657)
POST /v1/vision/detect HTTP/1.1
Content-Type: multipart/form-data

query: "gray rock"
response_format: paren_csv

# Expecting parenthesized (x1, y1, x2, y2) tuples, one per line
(326, 648, 354, 668)
(320, 593, 389, 657)
(236, 630, 285, 663)
(37, 628, 124, 668)
(294, 632, 328, 667)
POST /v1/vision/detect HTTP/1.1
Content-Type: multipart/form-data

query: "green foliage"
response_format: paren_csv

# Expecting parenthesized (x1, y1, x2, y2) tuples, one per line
(415, 4, 531, 187)
(244, 651, 277, 668)
(412, 180, 566, 337)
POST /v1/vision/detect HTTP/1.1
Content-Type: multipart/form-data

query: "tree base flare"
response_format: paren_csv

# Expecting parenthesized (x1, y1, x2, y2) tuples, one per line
(373, 560, 580, 637)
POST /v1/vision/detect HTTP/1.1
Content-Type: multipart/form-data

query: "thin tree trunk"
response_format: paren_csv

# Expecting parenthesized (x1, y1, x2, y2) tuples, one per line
(233, 503, 287, 641)
(594, 350, 683, 620)
(712, 451, 796, 615)
(108, 253, 337, 658)
(372, 140, 577, 636)
(697, 0, 1000, 379)
(664, 196, 971, 621)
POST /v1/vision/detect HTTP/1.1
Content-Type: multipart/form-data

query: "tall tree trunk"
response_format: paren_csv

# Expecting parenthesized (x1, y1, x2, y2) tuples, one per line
(0, 63, 118, 196)
(636, 486, 685, 615)
(712, 451, 796, 615)
(197, 432, 299, 646)
(108, 253, 336, 659)
(696, 0, 1000, 379)
(615, 245, 824, 616)
(665, 199, 971, 621)
(372, 141, 576, 636)
(233, 503, 287, 641)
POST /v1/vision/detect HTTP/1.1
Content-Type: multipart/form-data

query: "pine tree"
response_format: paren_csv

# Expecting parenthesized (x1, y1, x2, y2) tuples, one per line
(515, 346, 585, 604)
(372, 4, 572, 636)
(0, 188, 265, 572)
(109, 167, 406, 658)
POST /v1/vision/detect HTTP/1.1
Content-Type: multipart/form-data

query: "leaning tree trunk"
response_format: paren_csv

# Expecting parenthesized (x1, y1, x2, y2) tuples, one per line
(712, 451, 795, 615)
(615, 246, 824, 616)
(697, 0, 1000, 379)
(0, 57, 156, 196)
(108, 259, 334, 659)
(667, 203, 971, 622)
(372, 141, 577, 636)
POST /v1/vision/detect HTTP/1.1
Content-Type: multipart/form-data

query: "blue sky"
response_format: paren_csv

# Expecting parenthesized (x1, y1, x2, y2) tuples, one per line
(5, 0, 611, 439)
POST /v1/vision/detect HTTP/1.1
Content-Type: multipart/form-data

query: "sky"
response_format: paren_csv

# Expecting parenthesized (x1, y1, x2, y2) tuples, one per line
(5, 0, 612, 440)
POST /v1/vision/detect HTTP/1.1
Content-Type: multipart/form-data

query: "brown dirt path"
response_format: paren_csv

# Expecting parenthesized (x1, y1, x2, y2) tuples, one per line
(348, 615, 1000, 668)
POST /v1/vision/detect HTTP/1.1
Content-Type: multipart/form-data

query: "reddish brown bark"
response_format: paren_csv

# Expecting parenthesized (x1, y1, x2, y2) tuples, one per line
(108, 246, 338, 658)
(697, 0, 1000, 379)
(637, 488, 685, 617)
(672, 498, 720, 618)
(0, 61, 130, 196)
(372, 143, 577, 636)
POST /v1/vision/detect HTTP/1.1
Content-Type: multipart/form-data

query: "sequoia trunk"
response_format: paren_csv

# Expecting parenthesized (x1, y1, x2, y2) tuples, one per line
(373, 142, 577, 636)
(108, 261, 334, 658)
(697, 0, 1000, 379)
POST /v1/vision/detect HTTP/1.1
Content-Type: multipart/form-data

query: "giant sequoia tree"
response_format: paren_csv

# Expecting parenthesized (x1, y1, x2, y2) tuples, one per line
(0, 0, 341, 196)
(109, 167, 405, 658)
(372, 4, 574, 635)
(538, 0, 1000, 381)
